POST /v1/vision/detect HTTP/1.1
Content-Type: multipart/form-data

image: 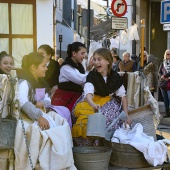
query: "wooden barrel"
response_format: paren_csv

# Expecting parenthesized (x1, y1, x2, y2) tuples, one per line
(73, 147, 111, 170)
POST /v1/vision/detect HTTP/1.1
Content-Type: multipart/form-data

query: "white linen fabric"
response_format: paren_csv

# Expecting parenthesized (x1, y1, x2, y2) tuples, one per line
(128, 24, 140, 40)
(88, 41, 102, 64)
(110, 38, 119, 49)
(111, 123, 170, 166)
(14, 111, 77, 170)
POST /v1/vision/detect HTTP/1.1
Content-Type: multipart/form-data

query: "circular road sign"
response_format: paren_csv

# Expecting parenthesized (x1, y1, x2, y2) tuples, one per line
(111, 0, 127, 17)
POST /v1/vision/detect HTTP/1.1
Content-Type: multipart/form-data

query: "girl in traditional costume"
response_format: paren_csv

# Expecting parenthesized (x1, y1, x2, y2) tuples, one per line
(16, 52, 76, 169)
(72, 48, 131, 146)
(52, 42, 93, 112)
(0, 51, 14, 74)
(38, 44, 60, 90)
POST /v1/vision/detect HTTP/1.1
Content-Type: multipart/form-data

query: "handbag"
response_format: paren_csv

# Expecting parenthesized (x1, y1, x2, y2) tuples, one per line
(159, 79, 167, 89)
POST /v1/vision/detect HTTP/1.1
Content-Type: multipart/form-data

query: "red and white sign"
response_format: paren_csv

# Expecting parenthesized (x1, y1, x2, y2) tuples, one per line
(111, 0, 127, 17)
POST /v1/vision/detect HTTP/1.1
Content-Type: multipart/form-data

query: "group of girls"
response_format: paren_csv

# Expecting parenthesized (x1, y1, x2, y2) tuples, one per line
(0, 42, 132, 169)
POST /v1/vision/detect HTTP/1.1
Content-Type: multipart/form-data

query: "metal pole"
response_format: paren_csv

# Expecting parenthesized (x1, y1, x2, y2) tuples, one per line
(60, 42, 61, 58)
(140, 19, 145, 68)
(87, 0, 90, 53)
(132, 0, 136, 58)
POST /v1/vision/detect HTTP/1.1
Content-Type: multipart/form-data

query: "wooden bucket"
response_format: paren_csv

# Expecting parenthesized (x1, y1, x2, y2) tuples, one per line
(104, 140, 151, 168)
(73, 147, 111, 170)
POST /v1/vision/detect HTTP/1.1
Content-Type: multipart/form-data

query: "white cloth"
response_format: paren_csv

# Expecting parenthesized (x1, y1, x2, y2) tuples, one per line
(110, 38, 119, 49)
(14, 111, 77, 170)
(111, 123, 170, 166)
(59, 65, 88, 85)
(88, 41, 102, 64)
(120, 30, 129, 45)
(128, 24, 140, 40)
(125, 71, 141, 108)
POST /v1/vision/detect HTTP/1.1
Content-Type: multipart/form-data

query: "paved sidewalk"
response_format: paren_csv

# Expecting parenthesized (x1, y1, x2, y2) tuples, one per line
(159, 101, 170, 126)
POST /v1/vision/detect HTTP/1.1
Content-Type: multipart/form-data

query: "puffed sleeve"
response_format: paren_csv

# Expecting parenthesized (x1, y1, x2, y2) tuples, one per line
(83, 82, 94, 97)
(115, 85, 126, 97)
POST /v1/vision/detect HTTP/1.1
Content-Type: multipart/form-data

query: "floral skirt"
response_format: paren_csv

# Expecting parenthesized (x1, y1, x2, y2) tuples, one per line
(72, 95, 123, 146)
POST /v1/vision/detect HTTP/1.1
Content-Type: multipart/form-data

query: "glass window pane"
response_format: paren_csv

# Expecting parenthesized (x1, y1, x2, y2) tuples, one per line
(0, 3, 9, 34)
(0, 38, 9, 53)
(11, 4, 33, 34)
(12, 38, 33, 68)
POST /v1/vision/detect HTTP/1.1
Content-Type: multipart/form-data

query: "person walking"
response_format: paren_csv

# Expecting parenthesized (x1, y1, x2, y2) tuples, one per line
(158, 49, 170, 117)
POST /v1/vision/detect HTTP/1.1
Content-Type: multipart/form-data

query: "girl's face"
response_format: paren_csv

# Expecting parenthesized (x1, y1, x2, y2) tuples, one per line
(33, 58, 48, 79)
(0, 56, 14, 74)
(38, 48, 51, 62)
(93, 53, 109, 77)
(72, 47, 87, 64)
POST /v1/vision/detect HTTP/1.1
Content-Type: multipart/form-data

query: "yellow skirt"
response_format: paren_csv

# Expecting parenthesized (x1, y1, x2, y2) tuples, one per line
(72, 95, 111, 138)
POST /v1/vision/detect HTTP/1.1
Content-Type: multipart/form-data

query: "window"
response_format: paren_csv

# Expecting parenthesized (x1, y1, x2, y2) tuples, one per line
(0, 0, 36, 68)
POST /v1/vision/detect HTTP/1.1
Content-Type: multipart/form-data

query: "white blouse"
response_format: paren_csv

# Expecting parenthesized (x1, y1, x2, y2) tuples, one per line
(59, 65, 89, 85)
(19, 80, 50, 108)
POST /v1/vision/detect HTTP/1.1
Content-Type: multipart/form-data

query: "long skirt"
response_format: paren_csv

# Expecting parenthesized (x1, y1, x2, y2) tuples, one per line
(72, 95, 123, 146)
(51, 89, 81, 112)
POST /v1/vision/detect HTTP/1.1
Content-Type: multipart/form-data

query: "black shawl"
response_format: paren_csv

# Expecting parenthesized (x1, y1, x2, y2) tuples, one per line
(86, 69, 123, 96)
(58, 57, 85, 93)
(61, 57, 85, 74)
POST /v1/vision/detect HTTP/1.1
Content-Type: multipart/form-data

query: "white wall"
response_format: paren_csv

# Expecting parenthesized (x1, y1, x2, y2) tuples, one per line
(36, 0, 53, 48)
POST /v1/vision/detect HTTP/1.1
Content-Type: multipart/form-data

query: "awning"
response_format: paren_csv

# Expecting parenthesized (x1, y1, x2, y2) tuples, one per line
(90, 19, 115, 41)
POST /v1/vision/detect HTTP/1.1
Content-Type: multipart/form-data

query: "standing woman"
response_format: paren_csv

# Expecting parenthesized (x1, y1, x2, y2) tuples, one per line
(38, 44, 60, 89)
(0, 51, 14, 74)
(52, 42, 92, 112)
(158, 49, 170, 117)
